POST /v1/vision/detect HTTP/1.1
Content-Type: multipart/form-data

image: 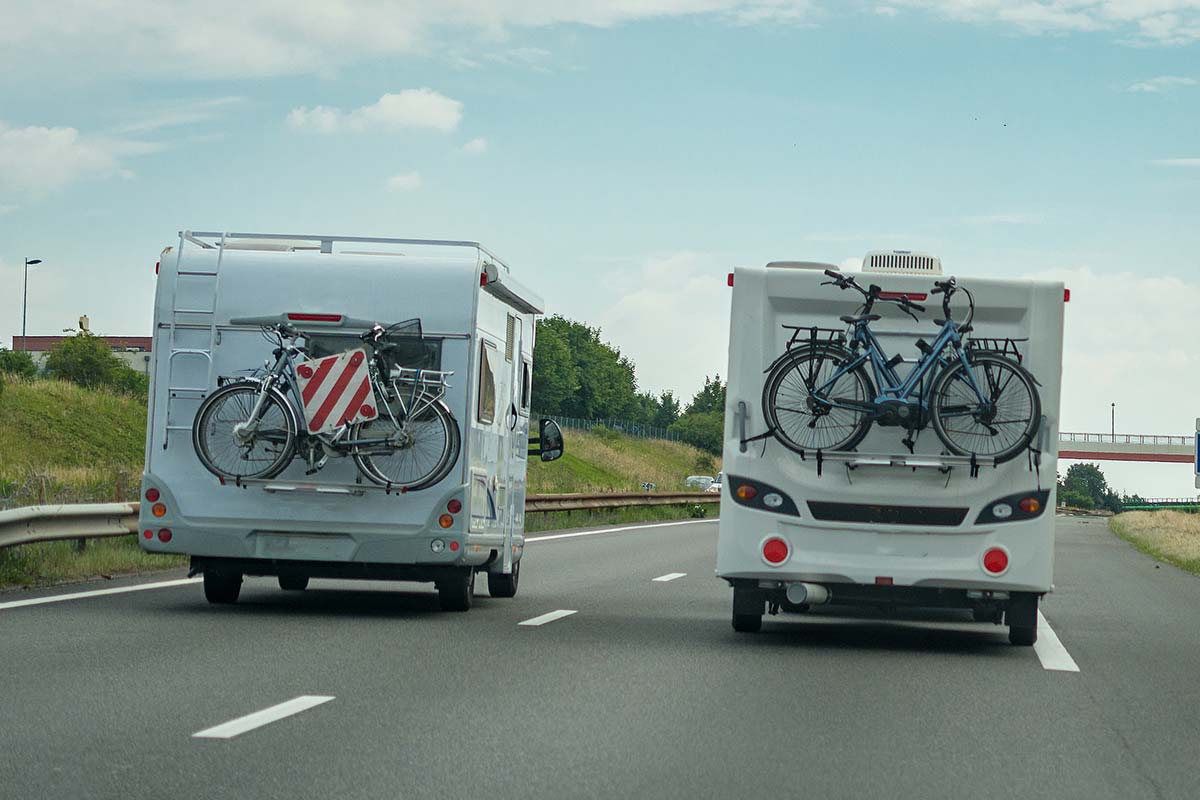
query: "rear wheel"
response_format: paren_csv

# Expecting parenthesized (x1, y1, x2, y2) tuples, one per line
(437, 569, 474, 612)
(203, 571, 242, 604)
(731, 583, 764, 633)
(353, 396, 460, 490)
(487, 560, 520, 599)
(1006, 592, 1039, 646)
(193, 382, 297, 480)
(930, 352, 1041, 464)
(763, 346, 874, 454)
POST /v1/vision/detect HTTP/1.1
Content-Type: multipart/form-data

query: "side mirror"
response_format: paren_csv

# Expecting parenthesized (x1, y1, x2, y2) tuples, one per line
(530, 418, 564, 462)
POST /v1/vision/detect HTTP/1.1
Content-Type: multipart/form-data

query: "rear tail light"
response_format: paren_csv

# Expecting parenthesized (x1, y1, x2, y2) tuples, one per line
(157, 529, 172, 543)
(727, 273, 735, 287)
(151, 503, 167, 518)
(447, 499, 462, 514)
(1018, 497, 1041, 514)
(145, 488, 160, 502)
(480, 272, 489, 286)
(982, 547, 1009, 575)
(438, 514, 454, 529)
(143, 530, 153, 539)
(736, 484, 757, 501)
(449, 541, 460, 552)
(762, 537, 790, 565)
(287, 313, 344, 323)
(1064, 288, 1070, 302)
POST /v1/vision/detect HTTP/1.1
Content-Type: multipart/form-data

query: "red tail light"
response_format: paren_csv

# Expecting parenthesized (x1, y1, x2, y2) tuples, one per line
(287, 313, 343, 323)
(145, 488, 160, 502)
(982, 547, 1009, 575)
(727, 273, 734, 287)
(1018, 497, 1041, 514)
(480, 272, 489, 286)
(447, 499, 462, 514)
(762, 537, 790, 565)
(157, 529, 173, 543)
(1064, 288, 1070, 302)
(143, 530, 153, 539)
(154, 261, 160, 275)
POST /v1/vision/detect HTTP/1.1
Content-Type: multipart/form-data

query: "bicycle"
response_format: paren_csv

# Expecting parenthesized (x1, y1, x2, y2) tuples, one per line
(192, 317, 461, 489)
(762, 270, 1041, 464)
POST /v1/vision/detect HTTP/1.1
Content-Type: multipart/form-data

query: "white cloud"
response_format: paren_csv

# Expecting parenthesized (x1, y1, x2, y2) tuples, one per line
(1126, 75, 1198, 93)
(0, 204, 16, 216)
(1035, 267, 1200, 496)
(386, 171, 422, 191)
(462, 137, 488, 155)
(0, 121, 160, 196)
(108, 96, 247, 135)
(288, 89, 463, 134)
(875, 5, 900, 16)
(891, 1, 1200, 45)
(1150, 157, 1200, 166)
(0, 1, 822, 81)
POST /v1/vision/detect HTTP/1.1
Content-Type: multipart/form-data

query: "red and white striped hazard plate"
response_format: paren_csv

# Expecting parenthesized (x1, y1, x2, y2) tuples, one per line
(294, 348, 378, 436)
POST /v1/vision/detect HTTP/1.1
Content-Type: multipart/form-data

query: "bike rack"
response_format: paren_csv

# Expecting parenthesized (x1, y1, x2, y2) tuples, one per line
(229, 476, 411, 496)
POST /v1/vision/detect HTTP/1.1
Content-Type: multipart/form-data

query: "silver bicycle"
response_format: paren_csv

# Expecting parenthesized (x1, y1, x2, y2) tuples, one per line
(192, 317, 460, 490)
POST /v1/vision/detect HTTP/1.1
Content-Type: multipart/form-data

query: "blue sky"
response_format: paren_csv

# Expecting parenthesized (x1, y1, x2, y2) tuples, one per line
(2, 1, 1199, 494)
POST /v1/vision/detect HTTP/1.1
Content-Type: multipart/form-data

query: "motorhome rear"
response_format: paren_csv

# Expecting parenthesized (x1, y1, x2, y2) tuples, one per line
(717, 252, 1064, 644)
(139, 231, 562, 611)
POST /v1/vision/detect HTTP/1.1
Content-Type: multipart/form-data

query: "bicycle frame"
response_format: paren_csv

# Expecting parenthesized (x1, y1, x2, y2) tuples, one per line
(813, 319, 988, 415)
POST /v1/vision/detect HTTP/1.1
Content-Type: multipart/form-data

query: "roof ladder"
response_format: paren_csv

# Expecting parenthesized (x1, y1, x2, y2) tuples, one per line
(161, 231, 227, 449)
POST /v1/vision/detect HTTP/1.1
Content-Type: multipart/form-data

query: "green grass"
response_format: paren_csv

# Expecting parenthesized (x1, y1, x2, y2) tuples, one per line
(1110, 511, 1200, 576)
(525, 501, 718, 533)
(0, 538, 186, 589)
(527, 428, 720, 494)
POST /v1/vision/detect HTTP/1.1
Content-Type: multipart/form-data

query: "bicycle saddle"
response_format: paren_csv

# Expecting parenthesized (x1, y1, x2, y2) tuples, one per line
(840, 313, 881, 324)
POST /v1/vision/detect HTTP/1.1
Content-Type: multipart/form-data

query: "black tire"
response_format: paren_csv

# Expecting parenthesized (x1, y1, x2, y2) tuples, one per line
(929, 352, 1041, 464)
(193, 381, 298, 480)
(437, 569, 474, 612)
(203, 571, 242, 604)
(731, 583, 764, 633)
(487, 560, 520, 599)
(353, 396, 461, 490)
(1006, 592, 1039, 646)
(762, 345, 875, 455)
(278, 575, 309, 591)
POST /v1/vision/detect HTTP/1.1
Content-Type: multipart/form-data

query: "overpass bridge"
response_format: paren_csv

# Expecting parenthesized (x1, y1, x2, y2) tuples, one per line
(1057, 432, 1194, 464)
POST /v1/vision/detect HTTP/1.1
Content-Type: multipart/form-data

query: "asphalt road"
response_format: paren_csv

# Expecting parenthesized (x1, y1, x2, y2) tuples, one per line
(2, 515, 1198, 799)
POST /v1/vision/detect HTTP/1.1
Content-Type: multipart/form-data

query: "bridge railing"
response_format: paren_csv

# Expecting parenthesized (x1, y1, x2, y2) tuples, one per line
(1059, 432, 1193, 447)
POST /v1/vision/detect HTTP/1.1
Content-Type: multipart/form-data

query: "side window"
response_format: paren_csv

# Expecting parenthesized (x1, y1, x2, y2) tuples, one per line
(477, 340, 497, 424)
(520, 358, 532, 413)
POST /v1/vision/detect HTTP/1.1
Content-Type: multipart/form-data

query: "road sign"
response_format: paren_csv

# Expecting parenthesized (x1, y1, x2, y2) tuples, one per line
(1195, 418, 1199, 489)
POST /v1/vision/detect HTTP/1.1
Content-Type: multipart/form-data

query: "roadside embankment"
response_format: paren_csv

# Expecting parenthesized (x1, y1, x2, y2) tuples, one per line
(1110, 511, 1200, 576)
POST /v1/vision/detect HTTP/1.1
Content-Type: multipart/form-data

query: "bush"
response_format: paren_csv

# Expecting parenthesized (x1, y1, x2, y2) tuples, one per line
(0, 348, 37, 378)
(669, 410, 723, 455)
(110, 364, 150, 400)
(1059, 489, 1095, 509)
(694, 454, 717, 474)
(44, 332, 124, 389)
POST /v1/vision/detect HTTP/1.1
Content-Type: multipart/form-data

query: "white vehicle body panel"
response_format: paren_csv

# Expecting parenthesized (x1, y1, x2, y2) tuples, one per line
(139, 232, 541, 573)
(717, 265, 1064, 594)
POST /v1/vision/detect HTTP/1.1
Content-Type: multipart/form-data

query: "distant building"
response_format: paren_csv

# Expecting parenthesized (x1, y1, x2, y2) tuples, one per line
(10, 335, 153, 374)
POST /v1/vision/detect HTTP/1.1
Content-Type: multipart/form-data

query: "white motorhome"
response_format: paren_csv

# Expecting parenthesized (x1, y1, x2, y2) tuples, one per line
(717, 252, 1064, 644)
(139, 231, 562, 611)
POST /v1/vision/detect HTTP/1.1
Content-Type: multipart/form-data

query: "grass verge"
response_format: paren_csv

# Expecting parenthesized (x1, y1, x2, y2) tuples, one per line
(0, 538, 186, 591)
(1110, 511, 1200, 576)
(525, 502, 718, 534)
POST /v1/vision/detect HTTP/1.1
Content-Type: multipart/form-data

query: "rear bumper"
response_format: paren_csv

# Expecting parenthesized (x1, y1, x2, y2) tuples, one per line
(190, 556, 478, 584)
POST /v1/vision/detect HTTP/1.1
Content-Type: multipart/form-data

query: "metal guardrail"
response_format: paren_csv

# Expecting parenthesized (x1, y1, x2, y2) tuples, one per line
(1059, 432, 1193, 446)
(0, 494, 718, 551)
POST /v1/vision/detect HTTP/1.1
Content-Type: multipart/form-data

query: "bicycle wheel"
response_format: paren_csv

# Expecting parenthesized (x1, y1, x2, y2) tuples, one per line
(929, 352, 1041, 463)
(763, 345, 874, 454)
(193, 382, 298, 480)
(352, 396, 461, 489)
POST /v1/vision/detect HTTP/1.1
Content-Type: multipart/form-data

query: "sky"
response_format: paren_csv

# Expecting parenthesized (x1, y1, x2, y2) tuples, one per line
(1, 0, 1199, 495)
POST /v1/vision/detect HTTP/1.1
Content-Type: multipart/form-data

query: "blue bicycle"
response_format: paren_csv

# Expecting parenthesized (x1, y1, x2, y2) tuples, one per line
(762, 270, 1040, 463)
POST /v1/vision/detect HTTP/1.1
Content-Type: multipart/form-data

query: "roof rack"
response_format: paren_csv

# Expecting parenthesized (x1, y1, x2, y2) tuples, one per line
(179, 230, 511, 273)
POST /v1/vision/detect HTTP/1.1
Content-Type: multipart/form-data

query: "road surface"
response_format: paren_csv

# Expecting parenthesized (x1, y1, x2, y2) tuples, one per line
(1, 515, 1197, 799)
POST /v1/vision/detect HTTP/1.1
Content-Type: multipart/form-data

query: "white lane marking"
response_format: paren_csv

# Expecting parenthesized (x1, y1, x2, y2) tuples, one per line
(193, 695, 335, 739)
(1034, 611, 1080, 673)
(652, 572, 687, 582)
(518, 609, 578, 627)
(0, 577, 202, 611)
(525, 519, 710, 544)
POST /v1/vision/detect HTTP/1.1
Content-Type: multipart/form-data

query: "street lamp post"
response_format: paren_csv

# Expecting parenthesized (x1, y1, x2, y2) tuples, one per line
(1111, 402, 1115, 438)
(21, 258, 43, 351)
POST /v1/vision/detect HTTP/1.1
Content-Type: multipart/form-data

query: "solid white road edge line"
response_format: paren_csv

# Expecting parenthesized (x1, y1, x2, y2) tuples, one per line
(0, 577, 202, 611)
(1034, 611, 1081, 673)
(193, 695, 336, 740)
(525, 519, 710, 543)
(518, 609, 578, 627)
(652, 572, 687, 582)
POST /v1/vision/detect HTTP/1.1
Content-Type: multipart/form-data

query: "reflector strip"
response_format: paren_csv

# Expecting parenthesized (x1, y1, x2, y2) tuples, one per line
(300, 357, 336, 405)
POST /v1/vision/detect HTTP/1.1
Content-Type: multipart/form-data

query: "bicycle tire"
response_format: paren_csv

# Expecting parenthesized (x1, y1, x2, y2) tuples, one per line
(192, 381, 298, 480)
(352, 396, 461, 490)
(929, 352, 1041, 464)
(762, 345, 875, 454)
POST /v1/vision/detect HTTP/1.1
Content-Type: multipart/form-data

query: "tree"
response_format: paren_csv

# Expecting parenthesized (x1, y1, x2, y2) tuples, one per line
(685, 375, 726, 415)
(44, 332, 125, 388)
(1060, 462, 1122, 513)
(531, 321, 578, 414)
(532, 316, 641, 420)
(0, 347, 37, 378)
(653, 390, 681, 429)
(669, 410, 723, 455)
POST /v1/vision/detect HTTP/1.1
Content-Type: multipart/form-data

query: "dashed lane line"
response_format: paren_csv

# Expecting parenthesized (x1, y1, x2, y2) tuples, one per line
(193, 696, 335, 739)
(652, 572, 687, 582)
(0, 578, 202, 611)
(1034, 611, 1081, 672)
(518, 609, 578, 627)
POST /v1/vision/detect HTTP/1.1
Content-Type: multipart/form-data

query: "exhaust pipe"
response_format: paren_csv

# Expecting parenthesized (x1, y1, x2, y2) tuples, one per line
(785, 582, 830, 606)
